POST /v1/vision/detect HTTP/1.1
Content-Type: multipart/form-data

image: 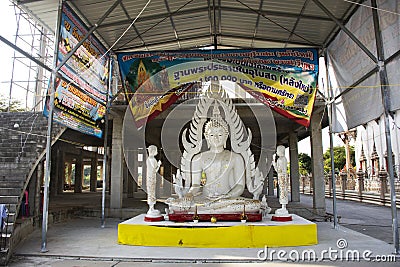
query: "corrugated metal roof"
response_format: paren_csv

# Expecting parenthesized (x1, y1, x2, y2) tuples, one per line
(14, 0, 360, 51)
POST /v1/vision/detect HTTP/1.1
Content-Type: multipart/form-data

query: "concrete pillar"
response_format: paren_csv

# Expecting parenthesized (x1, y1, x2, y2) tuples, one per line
(90, 154, 98, 192)
(74, 152, 83, 193)
(34, 160, 44, 218)
(28, 167, 37, 217)
(268, 168, 274, 196)
(123, 159, 129, 198)
(50, 148, 58, 196)
(57, 150, 65, 194)
(310, 110, 326, 214)
(110, 116, 124, 209)
(127, 170, 134, 198)
(289, 132, 300, 202)
(107, 147, 112, 194)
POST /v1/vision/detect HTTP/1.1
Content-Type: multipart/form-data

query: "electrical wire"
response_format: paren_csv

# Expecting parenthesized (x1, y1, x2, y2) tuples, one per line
(343, 0, 400, 16)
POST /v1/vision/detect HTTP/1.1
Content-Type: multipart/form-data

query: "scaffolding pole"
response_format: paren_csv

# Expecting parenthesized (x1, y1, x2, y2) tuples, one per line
(40, 0, 63, 253)
(371, 0, 399, 255)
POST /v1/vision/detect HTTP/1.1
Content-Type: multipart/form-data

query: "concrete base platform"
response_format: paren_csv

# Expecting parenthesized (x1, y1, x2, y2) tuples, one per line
(118, 214, 317, 248)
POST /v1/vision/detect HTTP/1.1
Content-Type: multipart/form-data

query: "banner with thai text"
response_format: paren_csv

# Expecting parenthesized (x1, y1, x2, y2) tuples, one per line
(43, 76, 105, 138)
(117, 48, 318, 127)
(58, 3, 109, 104)
(44, 2, 110, 138)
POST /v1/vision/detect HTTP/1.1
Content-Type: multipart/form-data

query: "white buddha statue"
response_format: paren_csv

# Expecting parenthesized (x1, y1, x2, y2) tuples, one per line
(166, 92, 264, 215)
(145, 145, 163, 220)
(187, 117, 245, 201)
(272, 145, 290, 216)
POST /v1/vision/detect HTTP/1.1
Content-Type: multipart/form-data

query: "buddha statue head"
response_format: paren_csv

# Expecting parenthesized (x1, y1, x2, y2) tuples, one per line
(204, 104, 229, 150)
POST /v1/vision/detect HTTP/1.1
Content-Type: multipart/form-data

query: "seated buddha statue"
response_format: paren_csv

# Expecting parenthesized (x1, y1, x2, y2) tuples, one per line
(166, 96, 264, 215)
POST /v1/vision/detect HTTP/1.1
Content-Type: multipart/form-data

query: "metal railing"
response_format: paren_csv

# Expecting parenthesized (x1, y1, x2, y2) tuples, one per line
(300, 174, 400, 208)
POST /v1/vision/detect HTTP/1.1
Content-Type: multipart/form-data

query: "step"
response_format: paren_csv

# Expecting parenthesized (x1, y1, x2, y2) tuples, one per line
(0, 181, 25, 188)
(0, 196, 19, 204)
(0, 172, 29, 180)
(0, 157, 36, 164)
(0, 188, 22, 195)
(0, 168, 30, 175)
(0, 151, 40, 158)
(0, 162, 31, 169)
(0, 147, 39, 154)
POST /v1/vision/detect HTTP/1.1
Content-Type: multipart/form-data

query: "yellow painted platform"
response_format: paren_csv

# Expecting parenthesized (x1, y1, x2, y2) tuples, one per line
(118, 214, 317, 248)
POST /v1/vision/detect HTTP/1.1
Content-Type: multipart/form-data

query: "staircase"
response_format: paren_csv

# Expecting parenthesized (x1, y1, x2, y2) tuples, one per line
(0, 112, 65, 264)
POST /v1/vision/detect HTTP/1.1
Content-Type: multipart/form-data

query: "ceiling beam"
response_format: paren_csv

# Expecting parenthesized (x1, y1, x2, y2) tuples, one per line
(97, 5, 335, 30)
(115, 34, 212, 52)
(235, 0, 317, 46)
(213, 0, 217, 49)
(120, 1, 148, 49)
(115, 0, 195, 50)
(285, 0, 310, 47)
(313, 0, 377, 63)
(324, 0, 364, 48)
(164, 0, 181, 49)
(220, 34, 318, 47)
(251, 0, 264, 48)
(16, 0, 46, 4)
(114, 32, 319, 52)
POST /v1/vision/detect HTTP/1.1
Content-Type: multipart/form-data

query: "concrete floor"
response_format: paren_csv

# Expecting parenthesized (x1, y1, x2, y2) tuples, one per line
(7, 192, 400, 266)
(300, 194, 400, 245)
(9, 217, 400, 266)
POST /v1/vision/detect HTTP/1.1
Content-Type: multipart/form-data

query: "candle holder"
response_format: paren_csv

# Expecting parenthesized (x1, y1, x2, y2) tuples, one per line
(193, 205, 200, 223)
(240, 203, 248, 223)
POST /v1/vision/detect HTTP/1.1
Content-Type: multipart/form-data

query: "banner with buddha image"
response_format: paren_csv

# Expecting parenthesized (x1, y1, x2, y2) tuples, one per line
(117, 48, 318, 127)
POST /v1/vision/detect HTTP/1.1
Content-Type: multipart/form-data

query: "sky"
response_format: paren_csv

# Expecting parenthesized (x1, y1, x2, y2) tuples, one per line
(0, 0, 42, 108)
(0, 1, 17, 92)
(0, 0, 343, 156)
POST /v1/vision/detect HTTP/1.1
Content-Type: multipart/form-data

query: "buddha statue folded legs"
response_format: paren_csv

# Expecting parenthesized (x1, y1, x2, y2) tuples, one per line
(166, 196, 261, 214)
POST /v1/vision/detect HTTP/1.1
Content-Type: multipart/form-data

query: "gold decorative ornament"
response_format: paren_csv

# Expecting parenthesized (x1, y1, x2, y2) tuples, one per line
(210, 216, 217, 223)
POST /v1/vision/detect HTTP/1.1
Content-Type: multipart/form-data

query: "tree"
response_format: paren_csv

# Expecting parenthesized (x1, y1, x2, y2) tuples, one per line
(298, 153, 312, 175)
(323, 146, 355, 174)
(0, 94, 25, 112)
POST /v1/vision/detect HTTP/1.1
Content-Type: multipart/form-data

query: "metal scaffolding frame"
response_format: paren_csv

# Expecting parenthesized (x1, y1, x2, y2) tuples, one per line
(1, 1, 54, 112)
